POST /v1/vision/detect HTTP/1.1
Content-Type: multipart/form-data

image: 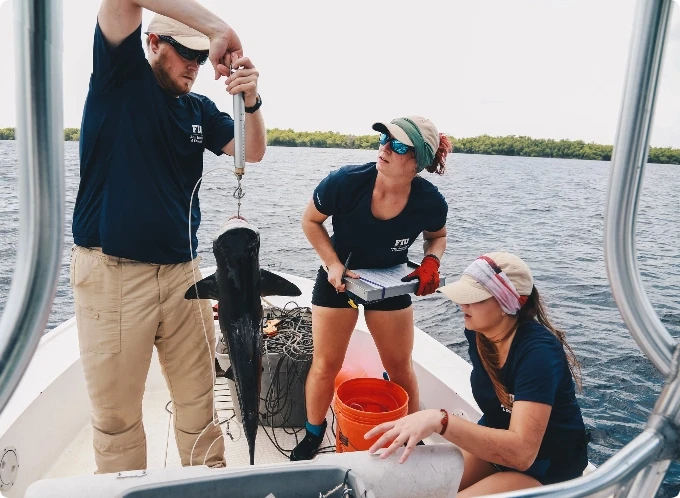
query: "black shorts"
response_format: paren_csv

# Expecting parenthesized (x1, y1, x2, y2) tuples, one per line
(311, 266, 412, 311)
(492, 430, 589, 485)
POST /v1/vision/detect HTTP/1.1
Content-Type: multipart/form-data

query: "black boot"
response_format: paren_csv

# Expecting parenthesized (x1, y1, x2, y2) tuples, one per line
(290, 420, 328, 461)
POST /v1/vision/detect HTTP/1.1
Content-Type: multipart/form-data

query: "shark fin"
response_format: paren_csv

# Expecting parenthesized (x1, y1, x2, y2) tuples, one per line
(184, 273, 219, 300)
(259, 269, 302, 297)
(185, 269, 301, 300)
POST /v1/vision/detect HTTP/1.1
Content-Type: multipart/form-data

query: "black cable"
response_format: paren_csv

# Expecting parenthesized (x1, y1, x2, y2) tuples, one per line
(221, 303, 340, 459)
(256, 303, 328, 458)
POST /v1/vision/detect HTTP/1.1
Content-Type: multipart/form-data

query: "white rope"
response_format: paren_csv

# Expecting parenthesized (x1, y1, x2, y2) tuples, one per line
(186, 167, 225, 467)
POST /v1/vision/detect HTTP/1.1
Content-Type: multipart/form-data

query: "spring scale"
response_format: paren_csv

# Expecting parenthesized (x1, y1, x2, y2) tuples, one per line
(233, 83, 246, 217)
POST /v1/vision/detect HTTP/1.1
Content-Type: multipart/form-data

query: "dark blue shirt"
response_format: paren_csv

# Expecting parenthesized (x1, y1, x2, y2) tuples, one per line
(73, 23, 235, 264)
(467, 320, 586, 461)
(313, 163, 447, 269)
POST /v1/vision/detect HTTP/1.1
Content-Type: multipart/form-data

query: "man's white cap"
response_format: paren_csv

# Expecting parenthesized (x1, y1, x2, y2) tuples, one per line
(146, 14, 210, 51)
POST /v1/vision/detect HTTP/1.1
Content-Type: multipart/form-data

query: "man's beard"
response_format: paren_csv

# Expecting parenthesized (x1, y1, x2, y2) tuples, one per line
(151, 52, 192, 96)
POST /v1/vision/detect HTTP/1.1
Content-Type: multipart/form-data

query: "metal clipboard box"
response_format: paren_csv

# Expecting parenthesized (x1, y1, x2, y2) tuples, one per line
(342, 262, 446, 302)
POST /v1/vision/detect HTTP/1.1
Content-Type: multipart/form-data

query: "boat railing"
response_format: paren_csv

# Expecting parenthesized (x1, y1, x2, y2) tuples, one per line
(0, 0, 678, 497)
(0, 0, 64, 413)
(484, 0, 679, 496)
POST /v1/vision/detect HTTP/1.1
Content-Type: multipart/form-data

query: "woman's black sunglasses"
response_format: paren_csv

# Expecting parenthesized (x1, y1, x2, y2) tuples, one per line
(157, 35, 209, 65)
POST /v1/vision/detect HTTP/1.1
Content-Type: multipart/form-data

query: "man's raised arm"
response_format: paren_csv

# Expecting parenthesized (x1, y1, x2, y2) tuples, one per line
(98, 0, 242, 80)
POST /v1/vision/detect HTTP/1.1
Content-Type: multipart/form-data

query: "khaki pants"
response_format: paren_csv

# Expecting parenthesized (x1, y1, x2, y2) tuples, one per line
(70, 245, 225, 473)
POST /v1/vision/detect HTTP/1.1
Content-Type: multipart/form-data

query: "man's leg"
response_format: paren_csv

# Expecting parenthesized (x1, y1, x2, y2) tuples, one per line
(71, 246, 160, 473)
(155, 257, 225, 467)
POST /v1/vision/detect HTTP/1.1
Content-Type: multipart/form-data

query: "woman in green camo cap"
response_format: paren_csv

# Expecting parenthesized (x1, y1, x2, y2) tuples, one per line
(291, 116, 452, 460)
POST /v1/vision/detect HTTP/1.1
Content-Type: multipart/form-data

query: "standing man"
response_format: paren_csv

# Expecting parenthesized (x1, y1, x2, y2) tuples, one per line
(70, 0, 266, 473)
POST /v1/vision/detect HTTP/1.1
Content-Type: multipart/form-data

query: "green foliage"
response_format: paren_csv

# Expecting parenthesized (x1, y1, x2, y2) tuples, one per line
(0, 127, 679, 164)
(451, 135, 614, 161)
(267, 128, 379, 150)
(1, 128, 80, 141)
(648, 146, 678, 165)
(267, 129, 680, 164)
(64, 128, 80, 141)
(0, 128, 15, 140)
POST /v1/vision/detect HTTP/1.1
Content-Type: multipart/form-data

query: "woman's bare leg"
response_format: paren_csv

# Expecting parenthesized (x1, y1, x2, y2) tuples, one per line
(304, 305, 359, 425)
(458, 448, 499, 492)
(458, 471, 541, 497)
(365, 307, 419, 413)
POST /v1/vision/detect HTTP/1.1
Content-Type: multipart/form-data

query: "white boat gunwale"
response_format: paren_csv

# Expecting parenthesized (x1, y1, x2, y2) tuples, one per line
(0, 269, 485, 497)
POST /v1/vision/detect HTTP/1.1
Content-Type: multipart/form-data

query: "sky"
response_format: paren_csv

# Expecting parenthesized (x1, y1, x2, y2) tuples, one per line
(1, 0, 680, 147)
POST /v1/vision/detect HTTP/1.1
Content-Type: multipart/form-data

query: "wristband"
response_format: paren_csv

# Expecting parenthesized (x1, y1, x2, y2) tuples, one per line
(439, 409, 449, 435)
(245, 94, 262, 113)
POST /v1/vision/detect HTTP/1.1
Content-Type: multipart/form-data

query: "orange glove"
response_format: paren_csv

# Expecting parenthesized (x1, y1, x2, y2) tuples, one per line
(401, 255, 440, 296)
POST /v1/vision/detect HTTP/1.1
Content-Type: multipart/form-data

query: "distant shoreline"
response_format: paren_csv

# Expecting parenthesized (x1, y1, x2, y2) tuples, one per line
(2, 127, 679, 164)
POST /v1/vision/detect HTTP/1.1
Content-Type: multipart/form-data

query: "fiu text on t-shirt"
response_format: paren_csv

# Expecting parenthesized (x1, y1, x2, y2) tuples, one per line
(313, 163, 448, 269)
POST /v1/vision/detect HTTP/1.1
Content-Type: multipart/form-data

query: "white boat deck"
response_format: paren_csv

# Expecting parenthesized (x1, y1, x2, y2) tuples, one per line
(43, 369, 339, 479)
(0, 270, 517, 497)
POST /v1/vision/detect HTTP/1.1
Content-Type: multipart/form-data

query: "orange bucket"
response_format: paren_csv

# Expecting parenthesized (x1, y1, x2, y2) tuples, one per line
(334, 362, 368, 391)
(334, 378, 408, 453)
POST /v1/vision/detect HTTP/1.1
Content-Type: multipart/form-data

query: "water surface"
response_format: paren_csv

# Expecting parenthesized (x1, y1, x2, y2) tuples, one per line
(0, 141, 678, 495)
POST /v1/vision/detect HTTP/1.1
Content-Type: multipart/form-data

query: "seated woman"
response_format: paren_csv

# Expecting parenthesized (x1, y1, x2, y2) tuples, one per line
(366, 252, 588, 497)
(290, 116, 451, 461)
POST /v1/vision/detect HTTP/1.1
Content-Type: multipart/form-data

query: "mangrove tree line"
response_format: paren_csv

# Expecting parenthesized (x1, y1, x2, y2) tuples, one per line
(1, 127, 678, 164)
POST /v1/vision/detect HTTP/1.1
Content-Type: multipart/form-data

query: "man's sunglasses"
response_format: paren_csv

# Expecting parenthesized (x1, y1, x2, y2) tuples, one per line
(379, 133, 413, 155)
(157, 35, 208, 65)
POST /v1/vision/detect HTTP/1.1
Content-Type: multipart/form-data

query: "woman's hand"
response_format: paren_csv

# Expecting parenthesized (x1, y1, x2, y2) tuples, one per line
(365, 409, 442, 463)
(401, 255, 440, 296)
(327, 261, 360, 293)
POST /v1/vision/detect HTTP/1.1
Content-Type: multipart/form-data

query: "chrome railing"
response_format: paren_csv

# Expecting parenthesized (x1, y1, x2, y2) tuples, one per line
(604, 0, 676, 380)
(483, 0, 678, 496)
(0, 0, 64, 412)
(0, 0, 677, 497)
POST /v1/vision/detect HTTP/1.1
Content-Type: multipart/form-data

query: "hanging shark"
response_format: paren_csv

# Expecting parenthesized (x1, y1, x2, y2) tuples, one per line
(185, 216, 301, 465)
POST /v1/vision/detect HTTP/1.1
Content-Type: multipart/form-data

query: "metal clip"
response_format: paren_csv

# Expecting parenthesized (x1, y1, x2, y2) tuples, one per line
(233, 174, 245, 218)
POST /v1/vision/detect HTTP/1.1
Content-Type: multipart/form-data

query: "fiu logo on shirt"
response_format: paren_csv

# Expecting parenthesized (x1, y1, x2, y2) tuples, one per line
(391, 238, 410, 252)
(190, 124, 203, 144)
(501, 394, 515, 414)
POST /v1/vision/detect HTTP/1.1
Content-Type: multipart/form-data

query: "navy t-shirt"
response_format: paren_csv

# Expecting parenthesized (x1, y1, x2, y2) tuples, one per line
(467, 320, 586, 462)
(313, 163, 447, 269)
(72, 23, 235, 264)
